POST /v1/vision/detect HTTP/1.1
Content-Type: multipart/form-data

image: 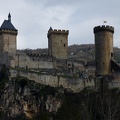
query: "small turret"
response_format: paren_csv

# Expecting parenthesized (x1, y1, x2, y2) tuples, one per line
(49, 27, 53, 31)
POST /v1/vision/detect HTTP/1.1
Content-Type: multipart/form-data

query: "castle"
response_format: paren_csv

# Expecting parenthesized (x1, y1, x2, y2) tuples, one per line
(0, 13, 120, 92)
(0, 13, 69, 69)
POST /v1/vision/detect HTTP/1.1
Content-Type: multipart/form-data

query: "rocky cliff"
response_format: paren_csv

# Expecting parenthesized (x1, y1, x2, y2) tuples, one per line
(1, 70, 120, 120)
(0, 67, 63, 120)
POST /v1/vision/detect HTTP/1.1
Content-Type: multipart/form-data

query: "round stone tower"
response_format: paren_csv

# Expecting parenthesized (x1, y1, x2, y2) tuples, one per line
(93, 25, 114, 75)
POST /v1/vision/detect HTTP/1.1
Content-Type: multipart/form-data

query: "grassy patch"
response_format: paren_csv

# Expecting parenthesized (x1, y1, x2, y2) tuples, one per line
(11, 67, 41, 74)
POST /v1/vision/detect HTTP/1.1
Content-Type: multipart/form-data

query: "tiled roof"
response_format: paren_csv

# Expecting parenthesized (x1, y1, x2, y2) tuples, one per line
(0, 13, 17, 31)
(0, 20, 17, 31)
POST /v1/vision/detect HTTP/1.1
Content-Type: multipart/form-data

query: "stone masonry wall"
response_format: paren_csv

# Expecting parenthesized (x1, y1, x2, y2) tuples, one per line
(15, 54, 54, 69)
(95, 32, 113, 75)
(0, 33, 16, 55)
(51, 33, 68, 59)
(10, 69, 94, 92)
(0, 35, 3, 57)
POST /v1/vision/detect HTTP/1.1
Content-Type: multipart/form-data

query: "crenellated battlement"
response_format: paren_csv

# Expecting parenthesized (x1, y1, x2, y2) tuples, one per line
(94, 25, 114, 75)
(94, 25, 114, 33)
(48, 28, 69, 37)
(48, 28, 69, 32)
(52, 29, 69, 33)
(27, 53, 48, 57)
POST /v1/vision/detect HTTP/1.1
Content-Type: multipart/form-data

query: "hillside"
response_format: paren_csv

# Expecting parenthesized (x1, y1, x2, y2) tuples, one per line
(17, 44, 120, 64)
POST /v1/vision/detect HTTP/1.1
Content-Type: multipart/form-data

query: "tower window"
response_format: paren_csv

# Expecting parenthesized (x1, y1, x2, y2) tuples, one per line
(64, 44, 65, 47)
(68, 63, 71, 66)
(26, 66, 28, 69)
(111, 53, 113, 57)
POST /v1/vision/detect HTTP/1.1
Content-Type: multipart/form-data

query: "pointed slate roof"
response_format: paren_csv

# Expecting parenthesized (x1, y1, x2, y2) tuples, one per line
(0, 13, 17, 31)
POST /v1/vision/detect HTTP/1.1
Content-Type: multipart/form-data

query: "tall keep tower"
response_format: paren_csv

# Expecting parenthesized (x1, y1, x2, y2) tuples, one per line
(0, 13, 18, 56)
(93, 25, 114, 75)
(47, 27, 69, 59)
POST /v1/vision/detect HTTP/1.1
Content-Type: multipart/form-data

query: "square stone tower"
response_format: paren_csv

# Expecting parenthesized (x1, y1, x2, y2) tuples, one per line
(47, 27, 69, 59)
(0, 13, 18, 66)
(0, 13, 18, 57)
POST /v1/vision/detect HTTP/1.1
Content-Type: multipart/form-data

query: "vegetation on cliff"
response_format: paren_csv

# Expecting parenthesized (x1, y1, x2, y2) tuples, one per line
(0, 64, 9, 89)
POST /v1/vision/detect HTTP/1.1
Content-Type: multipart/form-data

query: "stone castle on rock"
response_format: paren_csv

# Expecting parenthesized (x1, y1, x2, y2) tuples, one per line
(0, 13, 120, 92)
(0, 13, 69, 69)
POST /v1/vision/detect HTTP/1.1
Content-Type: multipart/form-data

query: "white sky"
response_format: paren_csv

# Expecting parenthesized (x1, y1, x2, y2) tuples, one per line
(0, 0, 120, 49)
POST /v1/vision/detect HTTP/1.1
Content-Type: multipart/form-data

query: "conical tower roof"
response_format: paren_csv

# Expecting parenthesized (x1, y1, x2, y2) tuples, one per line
(0, 13, 17, 31)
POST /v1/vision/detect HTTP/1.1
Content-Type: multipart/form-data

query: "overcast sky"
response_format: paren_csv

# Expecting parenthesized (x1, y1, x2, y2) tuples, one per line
(0, 0, 120, 49)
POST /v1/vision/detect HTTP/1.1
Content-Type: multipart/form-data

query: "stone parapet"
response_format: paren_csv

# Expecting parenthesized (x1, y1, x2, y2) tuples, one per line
(47, 29, 69, 37)
(94, 25, 114, 33)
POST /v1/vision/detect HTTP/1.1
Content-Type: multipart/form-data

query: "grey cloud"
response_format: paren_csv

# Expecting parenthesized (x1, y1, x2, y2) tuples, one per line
(0, 0, 120, 49)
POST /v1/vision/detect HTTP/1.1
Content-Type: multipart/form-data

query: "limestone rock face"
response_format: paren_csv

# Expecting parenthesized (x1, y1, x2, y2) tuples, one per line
(0, 78, 62, 119)
(46, 95, 62, 113)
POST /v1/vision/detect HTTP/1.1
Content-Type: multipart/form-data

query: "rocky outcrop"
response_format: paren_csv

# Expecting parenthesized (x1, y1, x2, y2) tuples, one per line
(0, 77, 63, 119)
